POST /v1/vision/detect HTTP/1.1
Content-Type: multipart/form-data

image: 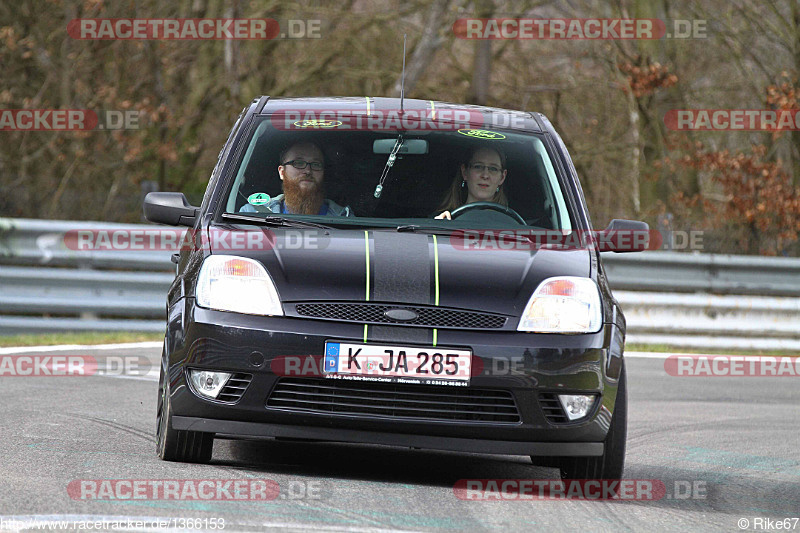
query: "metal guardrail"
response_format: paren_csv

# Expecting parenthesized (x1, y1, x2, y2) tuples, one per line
(0, 217, 174, 269)
(1, 217, 799, 350)
(602, 252, 800, 297)
(615, 291, 800, 351)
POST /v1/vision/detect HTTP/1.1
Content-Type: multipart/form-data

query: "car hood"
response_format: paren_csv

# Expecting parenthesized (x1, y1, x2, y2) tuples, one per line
(211, 227, 591, 316)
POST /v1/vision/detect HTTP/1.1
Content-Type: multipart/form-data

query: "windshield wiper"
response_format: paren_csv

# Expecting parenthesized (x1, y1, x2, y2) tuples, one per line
(222, 212, 332, 230)
(396, 224, 541, 244)
(395, 224, 457, 235)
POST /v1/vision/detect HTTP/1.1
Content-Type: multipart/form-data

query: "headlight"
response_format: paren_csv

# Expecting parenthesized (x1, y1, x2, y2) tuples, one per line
(196, 255, 283, 316)
(517, 276, 602, 333)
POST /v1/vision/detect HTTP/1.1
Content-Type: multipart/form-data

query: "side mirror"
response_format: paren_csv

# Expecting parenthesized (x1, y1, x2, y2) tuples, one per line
(596, 219, 650, 253)
(143, 192, 199, 227)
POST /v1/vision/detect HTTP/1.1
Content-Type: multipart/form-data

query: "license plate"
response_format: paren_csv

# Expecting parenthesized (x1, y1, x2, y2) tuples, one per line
(323, 342, 471, 387)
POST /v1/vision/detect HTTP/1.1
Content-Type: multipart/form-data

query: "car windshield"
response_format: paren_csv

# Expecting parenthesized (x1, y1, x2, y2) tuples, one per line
(221, 116, 573, 231)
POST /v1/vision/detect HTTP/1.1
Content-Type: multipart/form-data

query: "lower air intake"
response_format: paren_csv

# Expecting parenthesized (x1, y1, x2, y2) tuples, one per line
(266, 377, 521, 423)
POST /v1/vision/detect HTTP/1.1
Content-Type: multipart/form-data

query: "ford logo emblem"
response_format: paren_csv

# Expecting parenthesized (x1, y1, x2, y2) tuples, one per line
(384, 308, 418, 322)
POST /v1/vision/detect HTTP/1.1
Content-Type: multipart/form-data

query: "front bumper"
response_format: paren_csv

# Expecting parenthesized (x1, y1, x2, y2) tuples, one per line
(164, 302, 625, 456)
(173, 416, 604, 456)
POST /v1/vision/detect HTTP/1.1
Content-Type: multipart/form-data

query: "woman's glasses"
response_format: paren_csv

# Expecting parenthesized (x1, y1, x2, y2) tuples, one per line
(468, 163, 502, 174)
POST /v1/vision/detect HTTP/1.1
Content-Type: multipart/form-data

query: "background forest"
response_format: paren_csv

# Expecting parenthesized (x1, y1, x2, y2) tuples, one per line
(1, 0, 799, 255)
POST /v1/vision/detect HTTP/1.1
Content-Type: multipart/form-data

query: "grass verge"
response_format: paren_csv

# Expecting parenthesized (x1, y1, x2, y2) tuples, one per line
(0, 331, 162, 348)
(626, 343, 799, 357)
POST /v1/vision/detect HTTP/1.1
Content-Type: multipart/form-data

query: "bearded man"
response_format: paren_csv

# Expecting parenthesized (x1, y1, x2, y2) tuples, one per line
(242, 141, 353, 216)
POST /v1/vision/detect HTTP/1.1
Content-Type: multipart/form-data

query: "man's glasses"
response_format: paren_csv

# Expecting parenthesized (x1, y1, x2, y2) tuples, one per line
(468, 163, 502, 174)
(282, 159, 324, 171)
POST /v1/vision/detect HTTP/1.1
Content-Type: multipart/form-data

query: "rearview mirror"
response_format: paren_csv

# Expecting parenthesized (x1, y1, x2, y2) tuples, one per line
(143, 192, 199, 227)
(373, 139, 429, 154)
(596, 219, 650, 253)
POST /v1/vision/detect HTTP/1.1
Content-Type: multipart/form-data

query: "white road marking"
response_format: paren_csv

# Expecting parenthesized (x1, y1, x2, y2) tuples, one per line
(0, 342, 162, 381)
(0, 341, 162, 355)
(100, 368, 161, 382)
(625, 351, 672, 359)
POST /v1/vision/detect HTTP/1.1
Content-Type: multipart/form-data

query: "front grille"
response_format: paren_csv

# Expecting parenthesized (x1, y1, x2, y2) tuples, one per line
(294, 303, 507, 330)
(217, 373, 253, 403)
(267, 377, 521, 423)
(539, 393, 569, 424)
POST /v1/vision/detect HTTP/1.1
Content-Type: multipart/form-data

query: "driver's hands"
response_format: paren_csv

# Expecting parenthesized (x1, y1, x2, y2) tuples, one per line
(435, 211, 452, 220)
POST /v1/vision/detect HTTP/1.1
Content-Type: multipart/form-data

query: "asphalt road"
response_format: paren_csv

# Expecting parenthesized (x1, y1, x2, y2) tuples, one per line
(0, 344, 798, 532)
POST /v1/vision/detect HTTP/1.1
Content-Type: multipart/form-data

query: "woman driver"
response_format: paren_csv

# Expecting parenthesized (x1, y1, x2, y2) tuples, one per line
(435, 146, 508, 220)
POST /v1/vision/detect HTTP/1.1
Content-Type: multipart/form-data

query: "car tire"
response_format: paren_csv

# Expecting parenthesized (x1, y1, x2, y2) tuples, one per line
(156, 363, 214, 463)
(558, 361, 627, 480)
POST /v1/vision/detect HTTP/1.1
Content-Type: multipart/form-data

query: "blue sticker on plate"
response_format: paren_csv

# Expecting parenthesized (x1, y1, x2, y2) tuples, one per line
(324, 343, 340, 372)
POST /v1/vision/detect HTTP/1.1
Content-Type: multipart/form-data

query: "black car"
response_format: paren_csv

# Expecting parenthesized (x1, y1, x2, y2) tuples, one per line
(144, 96, 648, 480)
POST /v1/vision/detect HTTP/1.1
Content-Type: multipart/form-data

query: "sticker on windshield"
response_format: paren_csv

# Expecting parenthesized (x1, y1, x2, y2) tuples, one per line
(247, 192, 271, 205)
(293, 119, 343, 128)
(457, 128, 506, 140)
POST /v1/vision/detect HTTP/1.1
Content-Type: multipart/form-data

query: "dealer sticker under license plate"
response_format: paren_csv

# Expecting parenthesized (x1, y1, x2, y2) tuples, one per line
(323, 342, 472, 387)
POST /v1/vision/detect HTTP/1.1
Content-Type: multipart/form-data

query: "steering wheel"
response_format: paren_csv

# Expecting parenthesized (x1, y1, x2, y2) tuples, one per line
(450, 201, 526, 225)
